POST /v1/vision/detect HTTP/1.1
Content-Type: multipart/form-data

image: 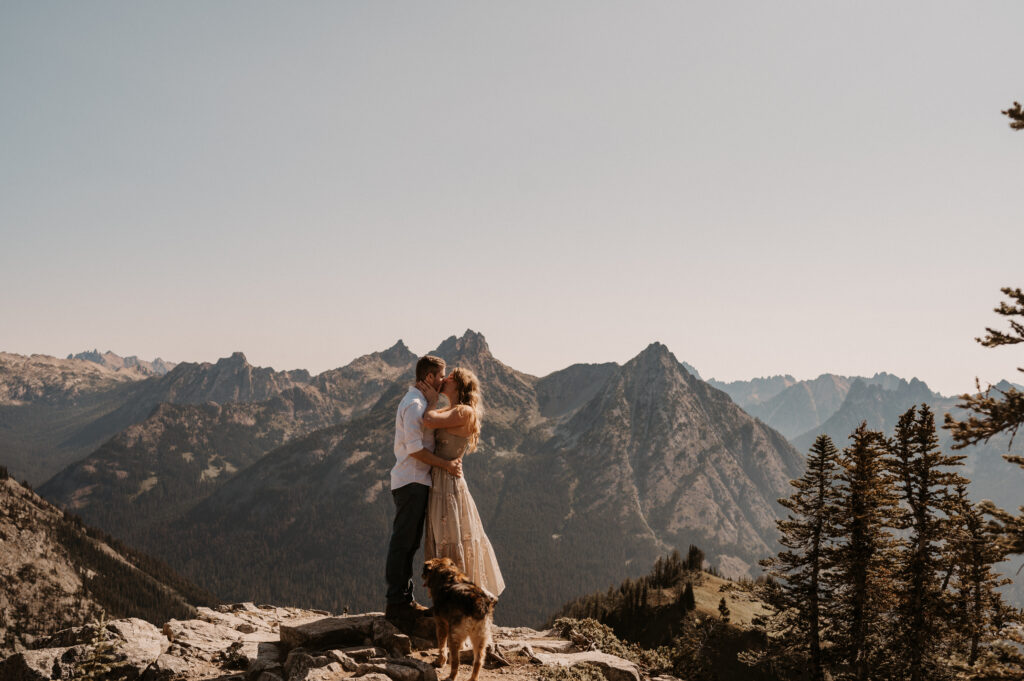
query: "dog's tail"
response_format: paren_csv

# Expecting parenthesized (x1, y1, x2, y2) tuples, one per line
(468, 590, 498, 620)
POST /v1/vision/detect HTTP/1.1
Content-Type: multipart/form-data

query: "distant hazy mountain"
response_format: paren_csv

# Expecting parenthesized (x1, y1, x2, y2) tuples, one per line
(710, 372, 918, 440)
(68, 349, 177, 376)
(147, 333, 802, 626)
(708, 375, 797, 411)
(0, 475, 210, 656)
(0, 353, 148, 484)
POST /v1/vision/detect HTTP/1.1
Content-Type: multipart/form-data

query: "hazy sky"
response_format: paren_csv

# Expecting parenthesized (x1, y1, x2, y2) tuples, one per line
(2, 2, 1022, 396)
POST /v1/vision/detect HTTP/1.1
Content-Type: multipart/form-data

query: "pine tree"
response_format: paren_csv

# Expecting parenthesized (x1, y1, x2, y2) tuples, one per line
(760, 434, 841, 681)
(1004, 101, 1024, 130)
(832, 423, 899, 681)
(945, 287, 1024, 556)
(680, 581, 696, 612)
(946, 484, 1011, 668)
(888, 406, 967, 681)
(686, 545, 705, 572)
(718, 597, 730, 623)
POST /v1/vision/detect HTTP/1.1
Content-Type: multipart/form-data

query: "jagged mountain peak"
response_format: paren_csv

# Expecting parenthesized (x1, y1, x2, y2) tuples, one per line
(217, 351, 250, 367)
(626, 341, 674, 366)
(432, 329, 491, 361)
(622, 342, 703, 380)
(622, 342, 688, 380)
(379, 339, 415, 366)
(67, 349, 176, 376)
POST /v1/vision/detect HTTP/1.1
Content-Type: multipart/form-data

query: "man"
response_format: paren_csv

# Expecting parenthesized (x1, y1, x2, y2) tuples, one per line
(385, 354, 462, 623)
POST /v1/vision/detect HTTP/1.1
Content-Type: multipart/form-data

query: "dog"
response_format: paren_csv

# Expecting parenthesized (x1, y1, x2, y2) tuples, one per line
(422, 557, 497, 681)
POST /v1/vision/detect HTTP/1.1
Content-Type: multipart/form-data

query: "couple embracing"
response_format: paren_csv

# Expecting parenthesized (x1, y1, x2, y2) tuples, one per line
(384, 355, 505, 622)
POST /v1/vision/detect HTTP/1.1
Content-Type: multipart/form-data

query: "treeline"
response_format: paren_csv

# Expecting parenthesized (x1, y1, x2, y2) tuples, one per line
(753, 405, 1024, 681)
(549, 547, 773, 681)
(55, 508, 220, 625)
(551, 546, 707, 642)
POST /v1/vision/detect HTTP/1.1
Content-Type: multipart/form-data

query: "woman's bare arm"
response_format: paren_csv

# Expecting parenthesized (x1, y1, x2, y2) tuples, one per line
(422, 405, 470, 429)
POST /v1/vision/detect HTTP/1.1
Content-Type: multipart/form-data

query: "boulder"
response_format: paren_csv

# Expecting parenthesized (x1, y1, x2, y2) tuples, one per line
(0, 646, 77, 681)
(142, 652, 193, 681)
(247, 641, 288, 678)
(387, 656, 438, 681)
(335, 647, 386, 662)
(326, 650, 359, 672)
(105, 618, 169, 674)
(371, 619, 411, 657)
(280, 616, 378, 651)
(284, 648, 333, 681)
(532, 651, 641, 681)
(354, 663, 419, 681)
(304, 661, 349, 681)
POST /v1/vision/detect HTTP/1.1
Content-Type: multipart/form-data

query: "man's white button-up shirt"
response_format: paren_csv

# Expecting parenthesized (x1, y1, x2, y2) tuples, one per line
(391, 387, 435, 490)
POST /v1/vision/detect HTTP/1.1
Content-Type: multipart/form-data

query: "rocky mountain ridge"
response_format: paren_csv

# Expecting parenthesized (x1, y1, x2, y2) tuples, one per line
(136, 335, 803, 625)
(69, 350, 177, 377)
(0, 476, 211, 657)
(0, 603, 653, 681)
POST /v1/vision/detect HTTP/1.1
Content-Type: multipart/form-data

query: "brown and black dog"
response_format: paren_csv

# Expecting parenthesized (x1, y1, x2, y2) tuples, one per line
(422, 557, 497, 681)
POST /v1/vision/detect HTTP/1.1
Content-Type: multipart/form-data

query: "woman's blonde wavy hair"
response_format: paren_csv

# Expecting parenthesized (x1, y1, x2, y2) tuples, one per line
(449, 367, 483, 452)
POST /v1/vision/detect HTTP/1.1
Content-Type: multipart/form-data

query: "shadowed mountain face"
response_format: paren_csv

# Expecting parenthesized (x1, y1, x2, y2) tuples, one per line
(150, 336, 803, 626)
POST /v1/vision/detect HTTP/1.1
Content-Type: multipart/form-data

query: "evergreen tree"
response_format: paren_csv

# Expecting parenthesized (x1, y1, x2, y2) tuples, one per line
(1004, 101, 1024, 130)
(718, 597, 730, 623)
(760, 434, 841, 681)
(832, 424, 898, 681)
(686, 545, 705, 572)
(888, 406, 967, 681)
(945, 287, 1024, 555)
(680, 581, 696, 612)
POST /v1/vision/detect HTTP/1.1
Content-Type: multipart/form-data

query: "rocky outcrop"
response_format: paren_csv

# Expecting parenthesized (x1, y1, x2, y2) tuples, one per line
(0, 605, 648, 681)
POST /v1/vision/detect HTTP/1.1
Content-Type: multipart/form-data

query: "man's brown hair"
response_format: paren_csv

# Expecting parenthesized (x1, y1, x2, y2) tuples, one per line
(416, 355, 446, 382)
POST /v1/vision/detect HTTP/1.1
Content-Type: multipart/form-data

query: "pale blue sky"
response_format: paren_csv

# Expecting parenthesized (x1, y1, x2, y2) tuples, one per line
(1, 2, 1021, 396)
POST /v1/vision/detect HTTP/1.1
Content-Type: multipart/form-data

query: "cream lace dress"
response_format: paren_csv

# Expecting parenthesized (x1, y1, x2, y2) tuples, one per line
(424, 430, 505, 597)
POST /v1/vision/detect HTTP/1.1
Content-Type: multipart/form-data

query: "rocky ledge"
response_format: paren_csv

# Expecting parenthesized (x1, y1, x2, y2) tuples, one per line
(0, 605, 657, 681)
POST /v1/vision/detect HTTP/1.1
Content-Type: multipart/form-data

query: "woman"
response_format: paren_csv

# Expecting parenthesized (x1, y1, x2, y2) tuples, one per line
(420, 367, 505, 598)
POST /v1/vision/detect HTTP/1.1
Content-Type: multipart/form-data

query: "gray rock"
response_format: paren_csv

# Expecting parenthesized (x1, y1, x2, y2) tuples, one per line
(280, 616, 379, 651)
(247, 641, 287, 678)
(326, 650, 359, 672)
(142, 652, 193, 681)
(387, 656, 438, 681)
(533, 651, 641, 681)
(336, 647, 386, 662)
(284, 649, 332, 681)
(253, 671, 286, 681)
(304, 661, 349, 681)
(409, 636, 436, 652)
(8, 619, 168, 681)
(105, 618, 169, 675)
(0, 647, 74, 681)
(371, 619, 411, 657)
(354, 663, 419, 681)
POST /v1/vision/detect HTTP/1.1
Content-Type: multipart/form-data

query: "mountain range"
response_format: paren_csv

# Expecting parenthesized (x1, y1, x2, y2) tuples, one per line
(7, 333, 803, 625)
(3, 334, 1022, 626)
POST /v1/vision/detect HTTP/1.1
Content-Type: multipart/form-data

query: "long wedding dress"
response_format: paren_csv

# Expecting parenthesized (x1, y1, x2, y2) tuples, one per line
(424, 430, 505, 597)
